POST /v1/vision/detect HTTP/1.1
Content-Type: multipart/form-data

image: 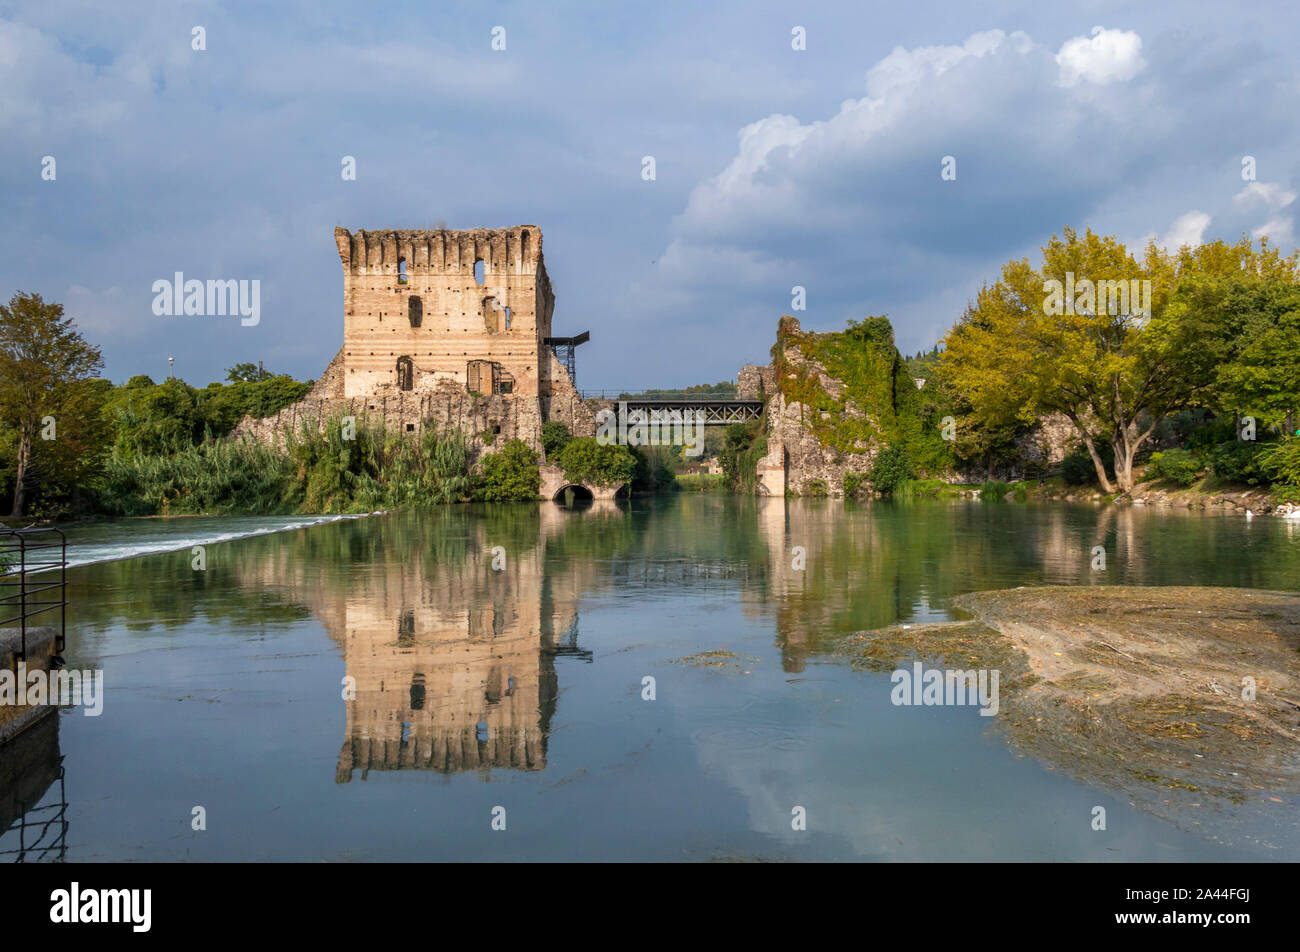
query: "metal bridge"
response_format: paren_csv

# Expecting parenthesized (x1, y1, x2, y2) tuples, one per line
(577, 391, 762, 425)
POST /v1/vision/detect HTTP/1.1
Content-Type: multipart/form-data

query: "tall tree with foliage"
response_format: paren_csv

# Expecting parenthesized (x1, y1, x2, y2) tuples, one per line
(0, 292, 104, 516)
(939, 229, 1294, 493)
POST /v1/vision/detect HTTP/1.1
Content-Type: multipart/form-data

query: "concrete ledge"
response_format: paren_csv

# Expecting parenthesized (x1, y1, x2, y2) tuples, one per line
(0, 626, 59, 746)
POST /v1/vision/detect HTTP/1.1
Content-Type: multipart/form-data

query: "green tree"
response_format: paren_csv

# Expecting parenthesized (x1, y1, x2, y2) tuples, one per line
(0, 292, 104, 516)
(1168, 270, 1300, 433)
(556, 437, 636, 488)
(226, 362, 273, 382)
(939, 228, 1265, 493)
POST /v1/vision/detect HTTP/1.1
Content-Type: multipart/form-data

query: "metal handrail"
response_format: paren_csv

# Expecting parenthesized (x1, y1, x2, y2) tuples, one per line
(0, 527, 67, 664)
(578, 390, 745, 401)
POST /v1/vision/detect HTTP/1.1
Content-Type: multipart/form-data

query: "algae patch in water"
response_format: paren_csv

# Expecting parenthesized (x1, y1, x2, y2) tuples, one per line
(833, 586, 1300, 820)
(674, 650, 739, 667)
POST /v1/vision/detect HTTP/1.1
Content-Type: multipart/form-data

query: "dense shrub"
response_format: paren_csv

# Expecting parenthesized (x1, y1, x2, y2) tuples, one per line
(98, 438, 297, 516)
(100, 416, 480, 515)
(1145, 448, 1202, 487)
(1208, 439, 1272, 485)
(803, 479, 829, 497)
(980, 480, 1010, 500)
(719, 421, 767, 494)
(842, 472, 865, 498)
(629, 445, 678, 494)
(1060, 450, 1095, 486)
(1185, 414, 1237, 452)
(868, 444, 914, 496)
(1260, 436, 1300, 491)
(556, 437, 637, 488)
(475, 439, 540, 501)
(541, 421, 572, 459)
(1061, 441, 1115, 486)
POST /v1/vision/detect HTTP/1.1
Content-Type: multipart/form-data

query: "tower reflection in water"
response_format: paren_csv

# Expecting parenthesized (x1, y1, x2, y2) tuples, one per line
(328, 504, 609, 781)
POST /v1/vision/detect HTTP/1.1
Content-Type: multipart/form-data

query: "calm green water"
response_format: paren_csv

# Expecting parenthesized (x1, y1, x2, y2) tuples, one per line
(4, 497, 1299, 861)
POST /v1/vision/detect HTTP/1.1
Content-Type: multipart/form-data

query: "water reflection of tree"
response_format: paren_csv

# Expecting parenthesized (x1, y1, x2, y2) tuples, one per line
(749, 499, 1300, 672)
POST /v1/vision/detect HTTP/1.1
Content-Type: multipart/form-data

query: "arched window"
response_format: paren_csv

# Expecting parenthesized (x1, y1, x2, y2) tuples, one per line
(397, 258, 408, 285)
(408, 296, 422, 328)
(396, 356, 413, 391)
(473, 258, 485, 286)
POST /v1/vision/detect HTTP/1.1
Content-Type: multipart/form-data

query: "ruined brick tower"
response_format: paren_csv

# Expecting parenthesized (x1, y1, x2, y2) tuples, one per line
(334, 225, 557, 399)
(235, 224, 598, 452)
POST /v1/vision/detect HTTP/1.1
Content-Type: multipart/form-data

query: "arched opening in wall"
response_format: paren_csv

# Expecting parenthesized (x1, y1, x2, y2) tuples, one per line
(408, 296, 422, 328)
(396, 355, 414, 391)
(520, 231, 529, 270)
(553, 484, 594, 507)
(397, 258, 408, 285)
(503, 306, 512, 330)
(482, 296, 499, 332)
(473, 258, 485, 286)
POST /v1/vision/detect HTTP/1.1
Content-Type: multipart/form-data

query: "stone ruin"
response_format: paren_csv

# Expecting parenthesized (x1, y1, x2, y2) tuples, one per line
(235, 225, 593, 455)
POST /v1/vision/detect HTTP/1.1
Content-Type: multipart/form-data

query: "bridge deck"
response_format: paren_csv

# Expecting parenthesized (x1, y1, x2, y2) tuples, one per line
(578, 392, 762, 425)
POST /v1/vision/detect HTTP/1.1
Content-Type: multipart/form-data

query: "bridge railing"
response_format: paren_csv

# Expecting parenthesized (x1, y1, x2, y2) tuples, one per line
(578, 390, 742, 402)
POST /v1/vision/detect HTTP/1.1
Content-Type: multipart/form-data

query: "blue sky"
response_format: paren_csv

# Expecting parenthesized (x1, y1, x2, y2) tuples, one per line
(3, 1, 1299, 389)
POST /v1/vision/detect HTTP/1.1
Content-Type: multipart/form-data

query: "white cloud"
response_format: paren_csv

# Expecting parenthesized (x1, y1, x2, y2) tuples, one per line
(1161, 211, 1212, 249)
(1056, 26, 1145, 87)
(1233, 181, 1297, 210)
(1253, 217, 1295, 246)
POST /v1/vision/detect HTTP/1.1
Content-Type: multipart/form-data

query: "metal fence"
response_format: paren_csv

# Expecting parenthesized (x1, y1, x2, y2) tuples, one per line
(0, 527, 68, 665)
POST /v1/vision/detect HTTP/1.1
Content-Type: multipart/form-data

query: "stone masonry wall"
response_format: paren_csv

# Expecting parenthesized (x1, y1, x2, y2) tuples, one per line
(335, 226, 555, 399)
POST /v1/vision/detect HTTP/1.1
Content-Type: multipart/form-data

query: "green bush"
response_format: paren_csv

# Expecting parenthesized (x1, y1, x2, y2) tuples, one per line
(1145, 448, 1202, 487)
(803, 478, 828, 497)
(842, 472, 864, 498)
(541, 421, 572, 459)
(556, 437, 637, 488)
(1186, 415, 1238, 452)
(475, 439, 540, 501)
(719, 420, 767, 494)
(98, 437, 297, 516)
(1060, 449, 1096, 486)
(1260, 436, 1300, 490)
(630, 445, 678, 494)
(980, 480, 1011, 500)
(1209, 439, 1272, 485)
(868, 444, 914, 496)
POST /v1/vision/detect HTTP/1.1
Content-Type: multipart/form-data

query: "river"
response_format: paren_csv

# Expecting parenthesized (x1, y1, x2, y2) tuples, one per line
(3, 496, 1297, 861)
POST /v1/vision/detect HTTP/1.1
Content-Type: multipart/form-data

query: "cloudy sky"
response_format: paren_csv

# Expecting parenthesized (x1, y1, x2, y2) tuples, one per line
(3, 1, 1299, 390)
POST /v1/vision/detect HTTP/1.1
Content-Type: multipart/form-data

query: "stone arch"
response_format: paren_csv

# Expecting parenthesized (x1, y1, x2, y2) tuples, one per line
(396, 355, 413, 391)
(552, 484, 594, 504)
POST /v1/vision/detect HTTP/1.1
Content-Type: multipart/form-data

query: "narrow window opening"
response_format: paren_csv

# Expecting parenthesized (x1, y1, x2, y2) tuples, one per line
(396, 356, 414, 391)
(397, 258, 408, 285)
(408, 296, 422, 328)
(410, 673, 426, 711)
(473, 258, 485, 286)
